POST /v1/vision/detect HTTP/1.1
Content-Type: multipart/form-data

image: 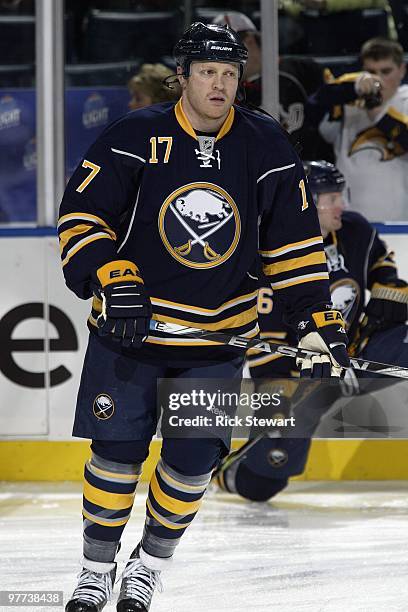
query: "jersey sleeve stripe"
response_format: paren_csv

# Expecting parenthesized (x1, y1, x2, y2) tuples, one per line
(259, 236, 323, 258)
(59, 224, 116, 256)
(111, 147, 146, 163)
(59, 223, 94, 253)
(57, 212, 112, 230)
(62, 233, 114, 267)
(271, 272, 329, 290)
(257, 163, 296, 183)
(263, 251, 326, 276)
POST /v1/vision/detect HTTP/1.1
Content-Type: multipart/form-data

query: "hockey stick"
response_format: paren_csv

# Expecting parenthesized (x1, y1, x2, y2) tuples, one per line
(149, 319, 408, 380)
(211, 430, 283, 480)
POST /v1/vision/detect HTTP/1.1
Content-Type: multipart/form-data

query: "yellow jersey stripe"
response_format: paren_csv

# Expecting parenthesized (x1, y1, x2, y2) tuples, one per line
(174, 99, 197, 140)
(62, 233, 113, 267)
(145, 337, 221, 346)
(174, 99, 235, 142)
(369, 260, 397, 272)
(259, 331, 287, 339)
(387, 106, 408, 126)
(150, 290, 258, 316)
(83, 480, 135, 510)
(151, 305, 257, 332)
(247, 339, 287, 356)
(58, 212, 112, 230)
(59, 223, 94, 254)
(260, 236, 323, 258)
(216, 106, 235, 141)
(271, 272, 329, 290)
(263, 251, 327, 277)
(247, 353, 285, 367)
(330, 72, 361, 84)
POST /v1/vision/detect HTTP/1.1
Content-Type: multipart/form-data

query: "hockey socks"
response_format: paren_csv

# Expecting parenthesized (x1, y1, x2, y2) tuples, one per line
(141, 457, 212, 558)
(82, 452, 142, 563)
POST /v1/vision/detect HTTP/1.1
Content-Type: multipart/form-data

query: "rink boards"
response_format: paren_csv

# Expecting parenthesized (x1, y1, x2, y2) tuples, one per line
(1, 229, 408, 481)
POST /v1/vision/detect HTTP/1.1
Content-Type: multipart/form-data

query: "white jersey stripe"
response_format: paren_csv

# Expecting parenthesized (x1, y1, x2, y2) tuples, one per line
(62, 232, 111, 266)
(111, 147, 146, 163)
(257, 163, 295, 183)
(271, 271, 329, 289)
(118, 186, 141, 253)
(260, 237, 323, 258)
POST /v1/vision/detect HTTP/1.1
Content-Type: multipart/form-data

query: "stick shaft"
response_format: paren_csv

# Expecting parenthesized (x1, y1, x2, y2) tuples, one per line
(149, 319, 408, 380)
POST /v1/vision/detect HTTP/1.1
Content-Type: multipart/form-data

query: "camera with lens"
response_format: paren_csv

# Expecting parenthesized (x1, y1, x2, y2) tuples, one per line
(360, 82, 383, 109)
(361, 90, 383, 109)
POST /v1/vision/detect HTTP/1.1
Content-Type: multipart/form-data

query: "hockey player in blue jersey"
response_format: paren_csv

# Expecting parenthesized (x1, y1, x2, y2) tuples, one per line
(215, 160, 408, 502)
(59, 23, 350, 612)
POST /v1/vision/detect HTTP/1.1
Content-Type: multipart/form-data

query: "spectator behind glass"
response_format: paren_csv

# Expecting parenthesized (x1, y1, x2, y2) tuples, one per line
(212, 11, 333, 161)
(307, 37, 408, 222)
(128, 63, 180, 110)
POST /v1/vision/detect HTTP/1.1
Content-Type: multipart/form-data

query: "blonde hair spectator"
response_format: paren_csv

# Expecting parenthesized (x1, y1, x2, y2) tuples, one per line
(128, 63, 180, 110)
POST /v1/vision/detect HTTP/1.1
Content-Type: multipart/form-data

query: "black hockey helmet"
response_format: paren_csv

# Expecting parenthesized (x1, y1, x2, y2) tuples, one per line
(303, 160, 346, 203)
(173, 22, 248, 79)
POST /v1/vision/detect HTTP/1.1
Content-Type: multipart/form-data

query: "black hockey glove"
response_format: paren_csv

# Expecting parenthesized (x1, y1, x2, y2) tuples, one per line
(93, 260, 152, 349)
(295, 310, 350, 378)
(365, 281, 408, 327)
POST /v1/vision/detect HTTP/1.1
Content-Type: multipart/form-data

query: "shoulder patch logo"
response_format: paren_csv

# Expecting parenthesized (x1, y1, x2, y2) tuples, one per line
(158, 182, 241, 269)
(93, 394, 115, 420)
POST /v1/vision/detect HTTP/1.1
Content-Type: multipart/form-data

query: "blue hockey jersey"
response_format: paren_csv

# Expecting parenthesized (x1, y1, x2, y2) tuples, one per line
(58, 100, 331, 364)
(248, 211, 399, 376)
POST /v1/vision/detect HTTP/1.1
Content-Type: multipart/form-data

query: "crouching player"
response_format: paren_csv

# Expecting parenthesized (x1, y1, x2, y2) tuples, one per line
(215, 160, 408, 501)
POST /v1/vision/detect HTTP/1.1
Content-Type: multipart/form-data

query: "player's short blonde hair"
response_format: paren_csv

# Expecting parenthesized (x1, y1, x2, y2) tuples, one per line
(128, 63, 180, 103)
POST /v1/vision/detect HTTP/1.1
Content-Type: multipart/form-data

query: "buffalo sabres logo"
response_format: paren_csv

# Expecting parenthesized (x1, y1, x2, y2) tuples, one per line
(158, 182, 241, 269)
(349, 127, 405, 161)
(93, 394, 115, 420)
(267, 447, 288, 468)
(330, 278, 360, 328)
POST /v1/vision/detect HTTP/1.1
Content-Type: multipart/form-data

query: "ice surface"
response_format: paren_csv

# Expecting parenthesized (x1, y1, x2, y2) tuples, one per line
(1, 481, 408, 611)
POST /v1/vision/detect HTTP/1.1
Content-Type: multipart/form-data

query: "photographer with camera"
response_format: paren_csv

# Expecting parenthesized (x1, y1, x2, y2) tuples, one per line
(306, 37, 408, 222)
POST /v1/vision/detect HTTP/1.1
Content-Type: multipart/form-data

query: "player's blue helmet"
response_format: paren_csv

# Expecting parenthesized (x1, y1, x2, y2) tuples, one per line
(174, 22, 248, 79)
(303, 160, 346, 203)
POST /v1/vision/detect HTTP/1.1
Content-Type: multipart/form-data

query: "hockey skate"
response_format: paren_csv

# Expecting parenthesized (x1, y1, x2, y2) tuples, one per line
(117, 546, 164, 612)
(65, 562, 116, 612)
